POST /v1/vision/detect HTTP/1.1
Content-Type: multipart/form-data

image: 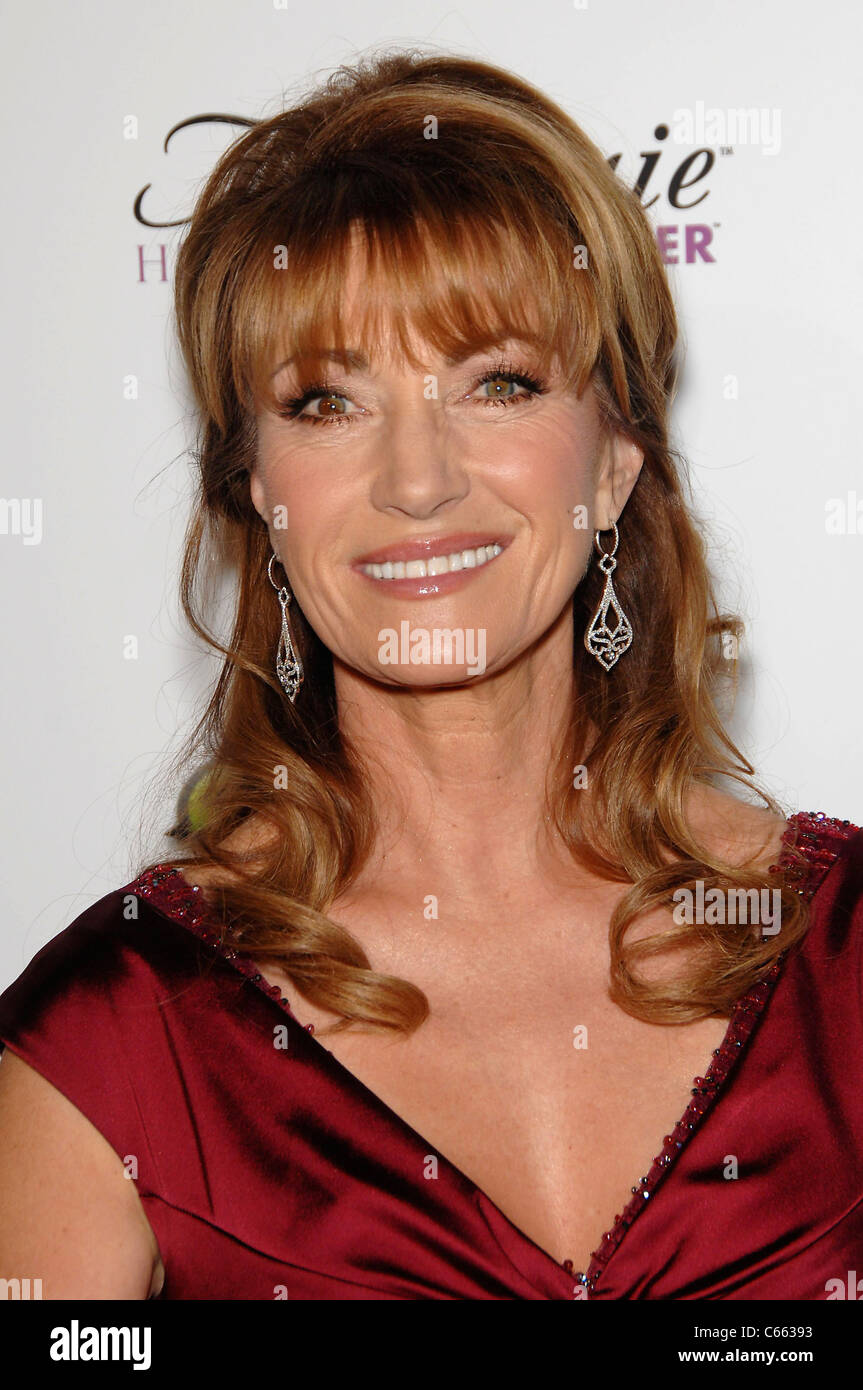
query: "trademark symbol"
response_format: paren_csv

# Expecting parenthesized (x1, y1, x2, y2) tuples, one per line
(720, 146, 734, 156)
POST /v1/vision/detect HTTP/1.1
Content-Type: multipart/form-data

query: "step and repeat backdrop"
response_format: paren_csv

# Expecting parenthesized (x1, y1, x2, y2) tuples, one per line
(2, 0, 860, 972)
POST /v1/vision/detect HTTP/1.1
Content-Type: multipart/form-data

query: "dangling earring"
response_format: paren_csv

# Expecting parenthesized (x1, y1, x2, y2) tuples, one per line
(267, 552, 304, 703)
(584, 521, 633, 671)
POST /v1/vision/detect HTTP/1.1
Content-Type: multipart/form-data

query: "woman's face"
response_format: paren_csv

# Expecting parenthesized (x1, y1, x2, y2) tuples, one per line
(251, 241, 643, 689)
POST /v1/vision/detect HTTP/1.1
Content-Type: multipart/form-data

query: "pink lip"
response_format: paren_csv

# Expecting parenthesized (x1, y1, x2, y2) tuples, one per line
(352, 532, 512, 566)
(350, 533, 512, 599)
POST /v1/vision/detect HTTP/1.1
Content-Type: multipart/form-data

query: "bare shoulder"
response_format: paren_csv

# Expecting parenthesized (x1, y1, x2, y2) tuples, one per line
(683, 783, 789, 872)
(0, 1048, 164, 1298)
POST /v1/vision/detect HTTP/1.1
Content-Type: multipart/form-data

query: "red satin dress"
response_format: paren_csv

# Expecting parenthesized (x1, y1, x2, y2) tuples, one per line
(0, 810, 861, 1300)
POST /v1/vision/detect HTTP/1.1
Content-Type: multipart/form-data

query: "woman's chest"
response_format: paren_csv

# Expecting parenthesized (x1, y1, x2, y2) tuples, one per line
(254, 948, 731, 1276)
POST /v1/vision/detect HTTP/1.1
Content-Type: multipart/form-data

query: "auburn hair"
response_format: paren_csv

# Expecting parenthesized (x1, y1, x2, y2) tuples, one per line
(139, 47, 809, 1035)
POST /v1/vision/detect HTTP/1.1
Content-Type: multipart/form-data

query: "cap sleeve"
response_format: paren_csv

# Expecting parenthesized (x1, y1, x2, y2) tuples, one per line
(0, 889, 172, 1198)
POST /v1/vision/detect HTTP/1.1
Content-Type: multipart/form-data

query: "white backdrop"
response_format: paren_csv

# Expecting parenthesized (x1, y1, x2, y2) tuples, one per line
(2, 0, 861, 984)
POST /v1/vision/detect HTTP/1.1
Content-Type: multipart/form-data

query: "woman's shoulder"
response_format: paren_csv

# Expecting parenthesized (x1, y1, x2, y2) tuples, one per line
(684, 786, 861, 884)
(0, 869, 223, 1206)
(769, 808, 863, 899)
(0, 866, 221, 1051)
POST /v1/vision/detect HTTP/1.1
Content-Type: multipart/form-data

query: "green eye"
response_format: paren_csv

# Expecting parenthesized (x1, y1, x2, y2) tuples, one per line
(478, 376, 520, 399)
(471, 366, 546, 405)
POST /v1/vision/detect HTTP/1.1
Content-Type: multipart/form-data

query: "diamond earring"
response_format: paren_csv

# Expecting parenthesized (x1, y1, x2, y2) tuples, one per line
(267, 552, 304, 703)
(584, 521, 633, 671)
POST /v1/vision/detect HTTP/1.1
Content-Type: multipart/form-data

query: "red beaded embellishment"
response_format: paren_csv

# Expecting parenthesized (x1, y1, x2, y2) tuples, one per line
(766, 810, 859, 901)
(132, 868, 298, 1014)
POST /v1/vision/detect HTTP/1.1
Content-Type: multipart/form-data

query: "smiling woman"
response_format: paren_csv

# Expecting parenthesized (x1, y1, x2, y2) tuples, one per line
(0, 47, 861, 1304)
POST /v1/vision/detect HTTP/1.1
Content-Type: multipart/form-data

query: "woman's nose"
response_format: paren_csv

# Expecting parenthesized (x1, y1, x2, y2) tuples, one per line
(368, 399, 470, 519)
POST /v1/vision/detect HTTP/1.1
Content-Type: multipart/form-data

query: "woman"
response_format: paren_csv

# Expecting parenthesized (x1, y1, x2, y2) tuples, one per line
(0, 50, 860, 1302)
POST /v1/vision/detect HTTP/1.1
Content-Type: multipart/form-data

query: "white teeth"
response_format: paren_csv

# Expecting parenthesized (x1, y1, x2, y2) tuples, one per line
(362, 543, 503, 580)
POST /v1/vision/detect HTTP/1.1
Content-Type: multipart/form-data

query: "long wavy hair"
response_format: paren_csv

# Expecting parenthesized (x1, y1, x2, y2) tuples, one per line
(140, 47, 810, 1036)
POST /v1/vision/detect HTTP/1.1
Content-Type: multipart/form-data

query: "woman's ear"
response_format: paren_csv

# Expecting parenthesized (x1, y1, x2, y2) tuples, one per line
(249, 462, 268, 525)
(594, 431, 644, 531)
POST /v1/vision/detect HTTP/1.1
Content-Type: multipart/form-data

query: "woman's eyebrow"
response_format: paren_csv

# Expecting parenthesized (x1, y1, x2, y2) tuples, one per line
(442, 342, 537, 366)
(270, 349, 368, 379)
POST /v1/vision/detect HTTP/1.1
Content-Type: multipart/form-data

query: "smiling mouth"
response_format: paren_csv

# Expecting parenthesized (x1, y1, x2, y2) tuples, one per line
(358, 542, 504, 581)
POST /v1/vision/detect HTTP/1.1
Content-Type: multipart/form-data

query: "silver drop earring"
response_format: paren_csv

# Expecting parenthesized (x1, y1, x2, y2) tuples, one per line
(584, 521, 633, 671)
(267, 552, 304, 703)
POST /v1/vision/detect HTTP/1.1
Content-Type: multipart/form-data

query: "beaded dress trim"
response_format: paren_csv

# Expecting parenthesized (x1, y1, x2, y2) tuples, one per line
(131, 809, 859, 1297)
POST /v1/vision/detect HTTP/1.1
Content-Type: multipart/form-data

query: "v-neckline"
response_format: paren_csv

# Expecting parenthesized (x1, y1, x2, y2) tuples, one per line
(130, 810, 854, 1297)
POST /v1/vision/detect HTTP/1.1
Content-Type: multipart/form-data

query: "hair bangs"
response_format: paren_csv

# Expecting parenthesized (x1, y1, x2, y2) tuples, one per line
(236, 175, 603, 415)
